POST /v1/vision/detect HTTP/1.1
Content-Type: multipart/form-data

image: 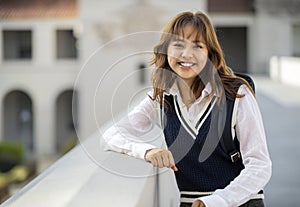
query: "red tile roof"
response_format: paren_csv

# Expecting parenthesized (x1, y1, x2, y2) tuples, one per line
(0, 0, 77, 19)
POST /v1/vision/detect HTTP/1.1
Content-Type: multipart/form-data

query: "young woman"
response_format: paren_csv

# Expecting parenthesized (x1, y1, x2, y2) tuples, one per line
(103, 11, 272, 207)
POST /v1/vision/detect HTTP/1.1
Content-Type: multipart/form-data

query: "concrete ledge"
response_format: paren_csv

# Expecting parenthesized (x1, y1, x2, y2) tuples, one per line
(1, 131, 180, 207)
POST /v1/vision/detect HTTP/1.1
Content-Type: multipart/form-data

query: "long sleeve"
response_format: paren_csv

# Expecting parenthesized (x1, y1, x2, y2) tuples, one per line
(200, 85, 272, 207)
(103, 94, 162, 159)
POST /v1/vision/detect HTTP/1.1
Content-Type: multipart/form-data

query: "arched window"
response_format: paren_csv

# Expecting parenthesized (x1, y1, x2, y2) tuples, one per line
(55, 90, 78, 154)
(3, 90, 34, 152)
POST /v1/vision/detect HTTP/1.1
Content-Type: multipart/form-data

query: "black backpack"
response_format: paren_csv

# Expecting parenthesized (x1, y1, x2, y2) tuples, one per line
(225, 72, 256, 163)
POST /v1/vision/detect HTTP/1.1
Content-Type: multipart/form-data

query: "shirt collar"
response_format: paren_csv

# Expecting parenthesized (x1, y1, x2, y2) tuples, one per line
(165, 80, 216, 99)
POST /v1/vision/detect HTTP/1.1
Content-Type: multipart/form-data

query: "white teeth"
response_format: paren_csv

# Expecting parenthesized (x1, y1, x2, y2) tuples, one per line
(180, 62, 193, 67)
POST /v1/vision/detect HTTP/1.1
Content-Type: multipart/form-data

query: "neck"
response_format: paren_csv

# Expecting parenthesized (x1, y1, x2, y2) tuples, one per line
(177, 79, 196, 107)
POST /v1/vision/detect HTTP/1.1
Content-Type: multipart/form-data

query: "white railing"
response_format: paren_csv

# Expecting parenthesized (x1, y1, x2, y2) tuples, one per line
(1, 131, 180, 207)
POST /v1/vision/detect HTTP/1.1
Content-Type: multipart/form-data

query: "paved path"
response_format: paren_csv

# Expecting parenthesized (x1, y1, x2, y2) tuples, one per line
(254, 76, 300, 207)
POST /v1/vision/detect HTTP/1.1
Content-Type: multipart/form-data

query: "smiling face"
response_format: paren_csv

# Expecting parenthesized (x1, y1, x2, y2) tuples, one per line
(167, 24, 208, 87)
(151, 11, 228, 104)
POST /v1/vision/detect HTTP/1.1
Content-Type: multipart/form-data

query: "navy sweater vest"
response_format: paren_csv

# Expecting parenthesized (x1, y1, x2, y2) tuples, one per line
(163, 94, 244, 192)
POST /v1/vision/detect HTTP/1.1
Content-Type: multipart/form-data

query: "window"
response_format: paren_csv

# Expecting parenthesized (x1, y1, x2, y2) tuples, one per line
(293, 24, 300, 57)
(3, 30, 32, 60)
(138, 63, 146, 84)
(208, 0, 254, 13)
(56, 29, 78, 59)
(3, 90, 33, 152)
(216, 27, 248, 73)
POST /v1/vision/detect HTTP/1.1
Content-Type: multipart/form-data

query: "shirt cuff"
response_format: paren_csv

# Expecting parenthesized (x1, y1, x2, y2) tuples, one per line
(199, 194, 227, 207)
(132, 143, 156, 160)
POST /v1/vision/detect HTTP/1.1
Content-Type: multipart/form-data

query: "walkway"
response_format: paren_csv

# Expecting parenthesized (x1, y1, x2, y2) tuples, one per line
(254, 76, 300, 207)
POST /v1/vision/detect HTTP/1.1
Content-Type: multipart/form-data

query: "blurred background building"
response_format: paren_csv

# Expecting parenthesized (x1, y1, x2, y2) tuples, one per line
(0, 0, 79, 159)
(0, 0, 300, 205)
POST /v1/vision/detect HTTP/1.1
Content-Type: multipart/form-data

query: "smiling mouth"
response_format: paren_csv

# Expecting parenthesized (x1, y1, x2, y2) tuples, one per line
(178, 61, 196, 68)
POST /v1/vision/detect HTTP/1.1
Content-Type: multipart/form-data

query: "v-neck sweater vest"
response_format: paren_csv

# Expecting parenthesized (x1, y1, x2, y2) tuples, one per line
(163, 94, 244, 192)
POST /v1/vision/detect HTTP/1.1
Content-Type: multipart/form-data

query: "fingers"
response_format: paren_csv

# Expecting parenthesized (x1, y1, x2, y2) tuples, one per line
(192, 200, 206, 207)
(171, 165, 178, 171)
(166, 150, 178, 171)
(144, 148, 178, 171)
(167, 151, 177, 171)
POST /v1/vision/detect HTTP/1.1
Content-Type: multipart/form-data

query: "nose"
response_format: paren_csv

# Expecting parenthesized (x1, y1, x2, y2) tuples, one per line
(181, 47, 193, 59)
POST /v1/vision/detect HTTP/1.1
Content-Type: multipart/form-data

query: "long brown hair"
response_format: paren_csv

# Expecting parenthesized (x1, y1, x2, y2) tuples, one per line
(149, 11, 254, 105)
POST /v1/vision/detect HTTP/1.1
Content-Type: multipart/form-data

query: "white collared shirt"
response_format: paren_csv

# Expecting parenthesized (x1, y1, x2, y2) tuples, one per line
(103, 83, 272, 207)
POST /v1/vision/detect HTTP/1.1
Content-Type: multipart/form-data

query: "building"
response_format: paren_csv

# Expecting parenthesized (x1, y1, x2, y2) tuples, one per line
(0, 0, 299, 159)
(0, 0, 80, 158)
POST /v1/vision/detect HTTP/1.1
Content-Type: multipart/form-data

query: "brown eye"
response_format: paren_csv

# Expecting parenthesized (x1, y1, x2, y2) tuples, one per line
(193, 45, 202, 49)
(173, 43, 184, 48)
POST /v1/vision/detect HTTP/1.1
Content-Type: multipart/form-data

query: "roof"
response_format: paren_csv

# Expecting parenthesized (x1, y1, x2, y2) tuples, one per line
(0, 0, 77, 19)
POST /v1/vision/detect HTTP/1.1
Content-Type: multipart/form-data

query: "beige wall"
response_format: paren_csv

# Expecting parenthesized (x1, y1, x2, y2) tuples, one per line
(0, 19, 79, 156)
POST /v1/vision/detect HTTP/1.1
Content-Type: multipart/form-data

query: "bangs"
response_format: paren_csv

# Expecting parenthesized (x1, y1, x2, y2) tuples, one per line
(171, 14, 206, 43)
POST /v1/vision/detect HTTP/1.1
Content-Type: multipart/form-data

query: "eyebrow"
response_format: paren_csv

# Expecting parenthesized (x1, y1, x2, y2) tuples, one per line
(174, 38, 204, 44)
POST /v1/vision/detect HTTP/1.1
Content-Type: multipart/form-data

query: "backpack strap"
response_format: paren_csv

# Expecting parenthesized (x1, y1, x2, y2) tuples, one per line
(223, 73, 256, 163)
(235, 72, 255, 93)
(221, 96, 241, 163)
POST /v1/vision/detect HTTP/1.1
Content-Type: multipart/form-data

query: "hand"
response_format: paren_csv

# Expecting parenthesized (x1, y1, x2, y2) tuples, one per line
(192, 199, 206, 207)
(144, 148, 178, 171)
